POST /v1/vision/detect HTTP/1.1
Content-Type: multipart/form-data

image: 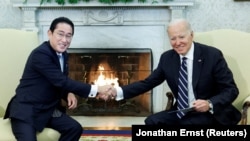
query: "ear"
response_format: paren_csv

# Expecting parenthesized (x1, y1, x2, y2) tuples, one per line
(47, 30, 52, 39)
(190, 31, 194, 37)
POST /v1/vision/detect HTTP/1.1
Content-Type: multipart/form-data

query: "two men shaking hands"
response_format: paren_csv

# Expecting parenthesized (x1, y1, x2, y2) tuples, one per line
(96, 85, 118, 101)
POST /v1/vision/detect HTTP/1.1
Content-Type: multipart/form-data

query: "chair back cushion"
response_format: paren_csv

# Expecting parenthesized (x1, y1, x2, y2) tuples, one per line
(194, 29, 250, 110)
(0, 29, 39, 109)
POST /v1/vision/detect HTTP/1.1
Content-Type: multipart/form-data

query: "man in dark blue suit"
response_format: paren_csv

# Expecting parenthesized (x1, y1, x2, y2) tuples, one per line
(111, 19, 241, 125)
(4, 17, 112, 141)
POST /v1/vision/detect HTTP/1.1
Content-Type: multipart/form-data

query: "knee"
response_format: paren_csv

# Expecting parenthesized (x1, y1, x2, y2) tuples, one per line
(62, 120, 82, 134)
(71, 122, 82, 133)
(144, 116, 156, 125)
(67, 122, 82, 138)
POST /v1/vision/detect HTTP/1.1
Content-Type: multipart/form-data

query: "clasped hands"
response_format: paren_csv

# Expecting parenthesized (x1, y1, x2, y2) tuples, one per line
(96, 85, 117, 101)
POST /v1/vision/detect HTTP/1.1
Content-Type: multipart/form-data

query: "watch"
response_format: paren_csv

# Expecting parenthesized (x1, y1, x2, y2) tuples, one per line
(207, 100, 213, 110)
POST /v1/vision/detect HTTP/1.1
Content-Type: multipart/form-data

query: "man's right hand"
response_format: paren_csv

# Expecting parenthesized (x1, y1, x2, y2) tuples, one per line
(96, 85, 116, 101)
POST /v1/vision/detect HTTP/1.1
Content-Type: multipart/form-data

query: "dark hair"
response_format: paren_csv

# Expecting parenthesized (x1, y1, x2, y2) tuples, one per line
(49, 17, 74, 35)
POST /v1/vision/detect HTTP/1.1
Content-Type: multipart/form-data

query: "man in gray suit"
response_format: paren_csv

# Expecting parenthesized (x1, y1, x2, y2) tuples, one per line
(4, 17, 112, 141)
(110, 19, 241, 125)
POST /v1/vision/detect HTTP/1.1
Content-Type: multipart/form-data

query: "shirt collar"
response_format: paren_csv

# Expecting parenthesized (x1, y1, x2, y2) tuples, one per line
(56, 52, 62, 56)
(180, 42, 194, 61)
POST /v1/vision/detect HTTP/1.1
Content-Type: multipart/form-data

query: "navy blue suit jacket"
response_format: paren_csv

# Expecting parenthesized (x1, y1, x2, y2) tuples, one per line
(121, 42, 241, 125)
(4, 41, 91, 131)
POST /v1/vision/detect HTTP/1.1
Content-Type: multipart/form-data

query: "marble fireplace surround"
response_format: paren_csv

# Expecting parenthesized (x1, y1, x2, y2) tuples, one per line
(12, 0, 194, 114)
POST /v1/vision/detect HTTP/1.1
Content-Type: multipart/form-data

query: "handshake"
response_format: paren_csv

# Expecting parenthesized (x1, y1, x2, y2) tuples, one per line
(96, 85, 117, 101)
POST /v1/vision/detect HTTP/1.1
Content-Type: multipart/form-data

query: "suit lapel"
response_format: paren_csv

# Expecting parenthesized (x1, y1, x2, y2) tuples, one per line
(47, 42, 63, 73)
(192, 43, 204, 93)
(173, 53, 181, 86)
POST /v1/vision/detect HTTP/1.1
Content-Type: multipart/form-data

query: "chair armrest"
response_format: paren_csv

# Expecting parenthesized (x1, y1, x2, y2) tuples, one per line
(165, 92, 174, 111)
(164, 92, 250, 125)
(240, 95, 250, 125)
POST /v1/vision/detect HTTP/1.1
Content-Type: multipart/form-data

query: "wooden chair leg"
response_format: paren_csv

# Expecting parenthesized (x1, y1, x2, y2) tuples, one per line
(241, 101, 250, 125)
(165, 92, 174, 111)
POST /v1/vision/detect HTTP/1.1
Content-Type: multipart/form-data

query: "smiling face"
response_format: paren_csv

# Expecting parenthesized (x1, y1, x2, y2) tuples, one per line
(167, 19, 193, 56)
(48, 22, 73, 53)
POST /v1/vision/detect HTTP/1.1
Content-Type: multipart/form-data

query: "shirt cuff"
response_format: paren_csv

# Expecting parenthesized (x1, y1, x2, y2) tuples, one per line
(115, 86, 124, 101)
(88, 85, 98, 97)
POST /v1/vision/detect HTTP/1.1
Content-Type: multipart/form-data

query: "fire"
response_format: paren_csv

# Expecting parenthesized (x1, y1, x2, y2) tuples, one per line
(94, 65, 119, 87)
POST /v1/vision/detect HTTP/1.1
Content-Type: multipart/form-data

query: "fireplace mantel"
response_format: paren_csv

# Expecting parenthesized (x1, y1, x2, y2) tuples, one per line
(12, 0, 194, 32)
(13, 1, 194, 7)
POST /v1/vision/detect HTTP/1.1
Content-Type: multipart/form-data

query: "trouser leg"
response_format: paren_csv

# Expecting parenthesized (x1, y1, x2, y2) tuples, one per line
(11, 118, 37, 141)
(47, 113, 83, 141)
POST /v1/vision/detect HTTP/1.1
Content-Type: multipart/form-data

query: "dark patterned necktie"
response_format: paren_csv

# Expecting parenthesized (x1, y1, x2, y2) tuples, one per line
(177, 57, 188, 119)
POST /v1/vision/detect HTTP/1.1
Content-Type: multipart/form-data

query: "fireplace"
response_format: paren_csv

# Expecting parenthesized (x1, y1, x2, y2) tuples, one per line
(66, 48, 152, 116)
(12, 0, 194, 116)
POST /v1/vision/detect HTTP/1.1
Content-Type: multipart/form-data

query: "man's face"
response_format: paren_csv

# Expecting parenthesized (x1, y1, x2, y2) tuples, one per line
(48, 22, 73, 53)
(167, 22, 193, 56)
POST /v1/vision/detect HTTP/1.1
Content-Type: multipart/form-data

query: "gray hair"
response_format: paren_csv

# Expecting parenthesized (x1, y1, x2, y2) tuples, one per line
(167, 18, 193, 34)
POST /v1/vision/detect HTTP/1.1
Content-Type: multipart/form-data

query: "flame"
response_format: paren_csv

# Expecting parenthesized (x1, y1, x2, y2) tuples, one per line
(94, 65, 119, 87)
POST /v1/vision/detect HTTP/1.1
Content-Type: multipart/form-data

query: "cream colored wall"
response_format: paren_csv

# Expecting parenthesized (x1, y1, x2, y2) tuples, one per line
(0, 29, 39, 109)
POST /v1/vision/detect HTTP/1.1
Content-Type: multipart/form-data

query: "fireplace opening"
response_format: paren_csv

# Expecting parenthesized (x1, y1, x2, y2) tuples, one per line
(66, 48, 153, 116)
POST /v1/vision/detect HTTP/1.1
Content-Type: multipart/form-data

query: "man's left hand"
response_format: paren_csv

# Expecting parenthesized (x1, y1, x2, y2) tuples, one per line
(67, 92, 78, 109)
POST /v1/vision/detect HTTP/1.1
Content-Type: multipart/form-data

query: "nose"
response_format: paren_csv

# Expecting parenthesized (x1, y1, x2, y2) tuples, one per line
(61, 35, 68, 42)
(175, 39, 181, 46)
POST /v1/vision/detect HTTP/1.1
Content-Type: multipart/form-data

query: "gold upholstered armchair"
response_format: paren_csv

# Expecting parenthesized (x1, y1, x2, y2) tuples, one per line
(165, 29, 250, 125)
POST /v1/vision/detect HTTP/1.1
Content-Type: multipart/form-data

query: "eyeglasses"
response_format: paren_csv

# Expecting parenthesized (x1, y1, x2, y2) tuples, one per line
(54, 32, 73, 41)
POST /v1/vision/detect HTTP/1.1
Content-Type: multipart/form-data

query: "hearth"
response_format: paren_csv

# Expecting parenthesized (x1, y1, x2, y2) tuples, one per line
(66, 48, 152, 116)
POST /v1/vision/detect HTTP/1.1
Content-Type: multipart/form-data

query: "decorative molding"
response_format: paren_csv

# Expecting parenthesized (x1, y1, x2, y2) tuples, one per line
(13, 1, 194, 7)
(12, 0, 194, 31)
(169, 6, 186, 20)
(85, 9, 124, 25)
(21, 7, 38, 31)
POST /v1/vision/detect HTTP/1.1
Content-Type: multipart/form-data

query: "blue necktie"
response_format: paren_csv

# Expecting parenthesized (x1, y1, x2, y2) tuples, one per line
(177, 57, 188, 119)
(58, 54, 64, 72)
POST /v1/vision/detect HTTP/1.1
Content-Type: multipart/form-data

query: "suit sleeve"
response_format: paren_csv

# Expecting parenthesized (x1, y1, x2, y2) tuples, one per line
(31, 49, 92, 98)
